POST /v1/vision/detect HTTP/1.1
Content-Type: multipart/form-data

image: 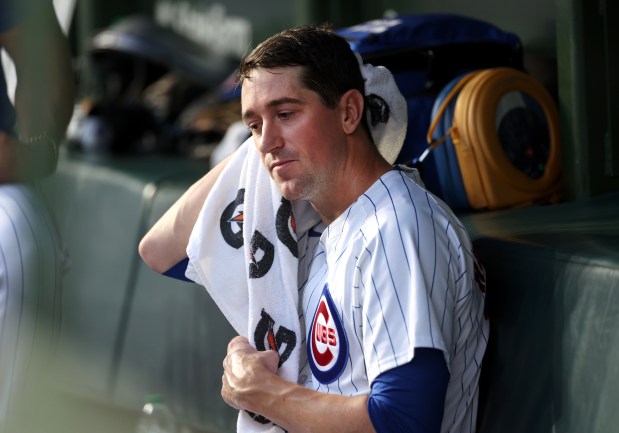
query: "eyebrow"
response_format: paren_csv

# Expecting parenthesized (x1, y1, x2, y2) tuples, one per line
(242, 97, 305, 122)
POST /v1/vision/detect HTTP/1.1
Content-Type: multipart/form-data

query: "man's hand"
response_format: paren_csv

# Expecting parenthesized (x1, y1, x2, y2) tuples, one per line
(220, 335, 374, 433)
(221, 336, 280, 412)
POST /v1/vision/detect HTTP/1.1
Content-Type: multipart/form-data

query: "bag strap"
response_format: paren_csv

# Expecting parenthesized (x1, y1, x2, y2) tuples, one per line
(412, 71, 480, 165)
(425, 71, 479, 146)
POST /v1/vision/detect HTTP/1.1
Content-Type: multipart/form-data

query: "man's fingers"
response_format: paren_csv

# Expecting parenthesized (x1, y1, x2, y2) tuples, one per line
(261, 348, 280, 373)
(227, 335, 250, 353)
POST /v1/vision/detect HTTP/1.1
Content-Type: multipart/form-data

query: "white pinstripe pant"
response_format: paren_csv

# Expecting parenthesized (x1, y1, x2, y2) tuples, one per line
(0, 183, 69, 430)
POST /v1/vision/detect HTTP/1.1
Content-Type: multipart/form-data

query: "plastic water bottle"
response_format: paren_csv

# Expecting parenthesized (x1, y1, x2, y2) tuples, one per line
(135, 394, 177, 433)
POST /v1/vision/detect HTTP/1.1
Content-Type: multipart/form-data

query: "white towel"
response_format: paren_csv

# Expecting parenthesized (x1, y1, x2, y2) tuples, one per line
(186, 138, 318, 432)
(356, 53, 408, 165)
(186, 56, 407, 433)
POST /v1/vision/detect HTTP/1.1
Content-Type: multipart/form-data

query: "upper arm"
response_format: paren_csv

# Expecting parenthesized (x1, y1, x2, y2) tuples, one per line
(367, 348, 450, 433)
(139, 153, 233, 273)
(0, 2, 75, 181)
(2, 1, 75, 140)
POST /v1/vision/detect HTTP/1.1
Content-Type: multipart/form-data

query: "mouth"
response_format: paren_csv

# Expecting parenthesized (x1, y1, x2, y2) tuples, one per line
(270, 159, 292, 173)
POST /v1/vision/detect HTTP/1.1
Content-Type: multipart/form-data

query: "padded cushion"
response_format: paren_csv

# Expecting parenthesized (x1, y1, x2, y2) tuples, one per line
(40, 150, 237, 432)
(461, 193, 619, 433)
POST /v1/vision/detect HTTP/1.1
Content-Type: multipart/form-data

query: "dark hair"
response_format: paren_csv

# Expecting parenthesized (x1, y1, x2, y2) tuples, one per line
(236, 24, 365, 110)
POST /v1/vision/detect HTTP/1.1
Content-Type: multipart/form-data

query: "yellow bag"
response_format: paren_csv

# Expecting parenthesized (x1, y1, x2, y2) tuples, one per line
(427, 67, 562, 210)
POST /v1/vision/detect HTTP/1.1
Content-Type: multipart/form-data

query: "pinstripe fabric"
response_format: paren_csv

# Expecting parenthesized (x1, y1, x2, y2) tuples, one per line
(297, 169, 488, 433)
(0, 184, 69, 429)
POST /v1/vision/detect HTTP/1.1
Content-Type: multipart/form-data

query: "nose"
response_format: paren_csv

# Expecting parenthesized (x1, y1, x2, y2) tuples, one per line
(255, 121, 283, 155)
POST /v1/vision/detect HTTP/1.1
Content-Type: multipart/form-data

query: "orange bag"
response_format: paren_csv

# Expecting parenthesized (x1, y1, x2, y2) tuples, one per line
(427, 67, 562, 210)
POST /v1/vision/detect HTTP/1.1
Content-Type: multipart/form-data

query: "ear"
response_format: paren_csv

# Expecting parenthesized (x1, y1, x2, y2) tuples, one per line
(339, 89, 365, 135)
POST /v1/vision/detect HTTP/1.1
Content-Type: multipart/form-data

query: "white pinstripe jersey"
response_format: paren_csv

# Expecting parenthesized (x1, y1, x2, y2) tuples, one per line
(0, 184, 69, 428)
(296, 168, 489, 433)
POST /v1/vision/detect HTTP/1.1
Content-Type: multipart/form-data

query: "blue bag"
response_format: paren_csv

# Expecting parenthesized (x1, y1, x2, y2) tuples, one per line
(337, 14, 523, 194)
(428, 74, 471, 210)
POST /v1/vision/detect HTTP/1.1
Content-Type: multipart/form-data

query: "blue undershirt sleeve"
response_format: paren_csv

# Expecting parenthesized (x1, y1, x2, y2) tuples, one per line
(162, 257, 193, 282)
(367, 348, 450, 433)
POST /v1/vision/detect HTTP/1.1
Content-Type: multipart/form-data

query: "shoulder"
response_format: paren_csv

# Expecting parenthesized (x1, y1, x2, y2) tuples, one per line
(358, 169, 461, 235)
(355, 170, 474, 267)
(328, 169, 472, 259)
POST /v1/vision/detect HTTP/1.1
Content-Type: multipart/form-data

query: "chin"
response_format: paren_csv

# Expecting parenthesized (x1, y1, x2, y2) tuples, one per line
(279, 189, 300, 201)
(277, 183, 306, 202)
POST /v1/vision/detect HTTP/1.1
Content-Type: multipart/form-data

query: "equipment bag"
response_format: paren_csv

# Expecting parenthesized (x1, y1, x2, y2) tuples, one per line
(337, 13, 523, 194)
(425, 67, 562, 211)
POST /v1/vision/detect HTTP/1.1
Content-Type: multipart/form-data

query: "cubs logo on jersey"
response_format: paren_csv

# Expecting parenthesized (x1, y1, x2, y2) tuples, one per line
(307, 284, 348, 384)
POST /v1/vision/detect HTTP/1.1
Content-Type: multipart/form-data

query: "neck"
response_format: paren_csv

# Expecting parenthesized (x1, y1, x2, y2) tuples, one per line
(311, 148, 392, 225)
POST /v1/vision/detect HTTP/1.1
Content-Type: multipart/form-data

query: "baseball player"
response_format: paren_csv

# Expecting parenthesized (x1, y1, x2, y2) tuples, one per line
(294, 165, 487, 432)
(0, 0, 74, 429)
(140, 24, 488, 433)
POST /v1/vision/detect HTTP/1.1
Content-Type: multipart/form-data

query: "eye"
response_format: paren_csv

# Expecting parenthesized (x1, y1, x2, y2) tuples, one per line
(277, 111, 293, 120)
(248, 122, 262, 135)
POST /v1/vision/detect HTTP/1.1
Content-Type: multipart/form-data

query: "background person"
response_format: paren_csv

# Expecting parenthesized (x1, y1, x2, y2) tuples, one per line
(0, 0, 74, 429)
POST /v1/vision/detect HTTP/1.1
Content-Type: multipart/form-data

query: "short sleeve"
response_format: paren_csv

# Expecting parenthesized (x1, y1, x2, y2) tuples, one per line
(354, 206, 457, 384)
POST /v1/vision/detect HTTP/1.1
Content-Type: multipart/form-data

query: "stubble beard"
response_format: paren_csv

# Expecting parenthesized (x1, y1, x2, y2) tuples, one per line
(276, 167, 330, 204)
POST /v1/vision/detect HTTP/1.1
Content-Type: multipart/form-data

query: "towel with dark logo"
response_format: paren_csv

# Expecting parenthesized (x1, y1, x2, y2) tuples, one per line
(187, 139, 319, 433)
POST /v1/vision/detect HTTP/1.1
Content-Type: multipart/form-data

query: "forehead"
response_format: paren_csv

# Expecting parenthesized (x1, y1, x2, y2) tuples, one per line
(241, 66, 305, 103)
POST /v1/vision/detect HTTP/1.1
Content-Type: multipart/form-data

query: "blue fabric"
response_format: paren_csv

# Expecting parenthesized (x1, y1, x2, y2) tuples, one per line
(367, 348, 450, 433)
(428, 74, 470, 211)
(163, 257, 193, 282)
(336, 13, 523, 172)
(337, 13, 521, 57)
